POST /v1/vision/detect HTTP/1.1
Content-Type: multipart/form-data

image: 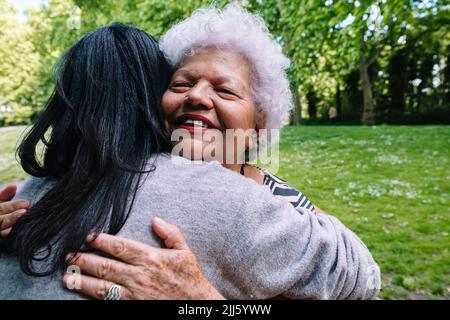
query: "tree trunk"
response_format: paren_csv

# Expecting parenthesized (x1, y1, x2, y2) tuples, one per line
(444, 44, 450, 105)
(306, 90, 318, 120)
(290, 86, 302, 125)
(345, 69, 363, 116)
(388, 48, 407, 116)
(336, 82, 342, 116)
(360, 55, 375, 125)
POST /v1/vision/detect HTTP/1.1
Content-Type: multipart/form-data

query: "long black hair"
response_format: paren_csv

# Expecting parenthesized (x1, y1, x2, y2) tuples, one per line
(2, 23, 173, 276)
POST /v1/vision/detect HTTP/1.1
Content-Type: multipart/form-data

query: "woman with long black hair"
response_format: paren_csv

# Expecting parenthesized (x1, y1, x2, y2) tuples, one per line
(0, 23, 379, 300)
(1, 23, 172, 277)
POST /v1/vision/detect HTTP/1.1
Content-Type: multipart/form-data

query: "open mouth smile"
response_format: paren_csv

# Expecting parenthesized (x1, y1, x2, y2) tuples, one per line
(174, 114, 219, 133)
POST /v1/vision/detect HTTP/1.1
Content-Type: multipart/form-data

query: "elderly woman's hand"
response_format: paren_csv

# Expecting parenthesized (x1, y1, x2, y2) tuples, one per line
(0, 185, 29, 237)
(62, 217, 225, 300)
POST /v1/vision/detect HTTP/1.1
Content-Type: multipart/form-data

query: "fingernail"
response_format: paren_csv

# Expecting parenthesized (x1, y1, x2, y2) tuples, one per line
(65, 253, 75, 263)
(16, 209, 27, 215)
(17, 200, 30, 207)
(64, 275, 76, 290)
(153, 217, 167, 227)
(86, 234, 95, 242)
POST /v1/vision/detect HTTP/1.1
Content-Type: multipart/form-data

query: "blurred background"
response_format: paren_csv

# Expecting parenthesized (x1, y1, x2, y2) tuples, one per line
(1, 0, 449, 125)
(0, 0, 449, 299)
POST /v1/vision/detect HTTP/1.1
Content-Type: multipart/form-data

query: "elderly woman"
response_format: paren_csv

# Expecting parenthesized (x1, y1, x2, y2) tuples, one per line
(160, 6, 317, 213)
(0, 7, 379, 300)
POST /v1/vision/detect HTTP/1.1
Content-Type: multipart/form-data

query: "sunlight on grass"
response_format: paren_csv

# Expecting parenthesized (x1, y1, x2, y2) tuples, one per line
(275, 125, 449, 300)
(0, 126, 29, 184)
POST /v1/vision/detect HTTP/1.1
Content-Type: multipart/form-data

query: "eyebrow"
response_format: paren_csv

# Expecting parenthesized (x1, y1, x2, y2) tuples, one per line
(173, 69, 246, 91)
(172, 70, 197, 82)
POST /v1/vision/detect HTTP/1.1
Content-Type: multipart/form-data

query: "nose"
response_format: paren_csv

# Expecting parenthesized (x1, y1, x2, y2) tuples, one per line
(185, 82, 214, 110)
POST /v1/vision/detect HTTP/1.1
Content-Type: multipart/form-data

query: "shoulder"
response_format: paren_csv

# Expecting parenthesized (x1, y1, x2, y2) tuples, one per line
(13, 176, 56, 204)
(148, 155, 273, 198)
(261, 169, 316, 213)
(141, 155, 286, 222)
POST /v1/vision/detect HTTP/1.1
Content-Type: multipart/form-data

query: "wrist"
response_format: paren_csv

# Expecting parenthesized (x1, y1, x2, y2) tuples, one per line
(197, 279, 226, 300)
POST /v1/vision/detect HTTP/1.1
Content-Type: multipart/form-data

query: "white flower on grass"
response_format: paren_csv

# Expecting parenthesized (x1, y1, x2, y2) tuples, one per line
(389, 179, 411, 187)
(399, 221, 409, 227)
(376, 154, 406, 165)
(315, 140, 326, 146)
(367, 185, 382, 198)
(405, 191, 417, 199)
(348, 182, 358, 189)
(389, 188, 403, 197)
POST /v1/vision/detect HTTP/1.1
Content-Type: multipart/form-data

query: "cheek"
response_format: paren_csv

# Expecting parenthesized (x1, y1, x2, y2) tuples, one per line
(162, 92, 181, 117)
(216, 102, 256, 130)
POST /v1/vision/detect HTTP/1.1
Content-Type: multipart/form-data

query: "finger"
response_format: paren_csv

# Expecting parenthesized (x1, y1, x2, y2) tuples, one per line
(86, 233, 153, 264)
(0, 185, 17, 202)
(152, 217, 189, 250)
(66, 252, 134, 285)
(0, 228, 12, 237)
(0, 209, 26, 231)
(0, 200, 30, 216)
(63, 273, 131, 300)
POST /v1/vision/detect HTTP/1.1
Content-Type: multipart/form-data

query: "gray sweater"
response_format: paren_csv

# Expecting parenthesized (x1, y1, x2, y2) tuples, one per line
(0, 155, 380, 300)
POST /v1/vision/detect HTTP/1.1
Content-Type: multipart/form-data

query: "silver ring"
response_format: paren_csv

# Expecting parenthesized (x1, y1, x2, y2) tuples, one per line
(104, 284, 122, 300)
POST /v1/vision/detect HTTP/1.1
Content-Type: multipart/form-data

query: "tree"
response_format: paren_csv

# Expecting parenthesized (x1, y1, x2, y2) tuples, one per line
(0, 0, 40, 124)
(248, 0, 448, 124)
(1, 0, 449, 125)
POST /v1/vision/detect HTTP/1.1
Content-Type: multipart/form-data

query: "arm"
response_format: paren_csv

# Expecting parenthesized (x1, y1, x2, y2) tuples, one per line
(64, 199, 380, 300)
(221, 196, 380, 299)
(59, 177, 379, 300)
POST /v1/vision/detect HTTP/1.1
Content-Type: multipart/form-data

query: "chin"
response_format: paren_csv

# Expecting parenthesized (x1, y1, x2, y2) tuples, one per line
(173, 137, 207, 161)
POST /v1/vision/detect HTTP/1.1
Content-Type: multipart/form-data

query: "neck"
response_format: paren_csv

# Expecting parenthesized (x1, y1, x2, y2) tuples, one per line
(223, 163, 243, 174)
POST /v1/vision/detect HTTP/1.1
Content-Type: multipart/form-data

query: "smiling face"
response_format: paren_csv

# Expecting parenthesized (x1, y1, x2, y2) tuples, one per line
(162, 47, 258, 164)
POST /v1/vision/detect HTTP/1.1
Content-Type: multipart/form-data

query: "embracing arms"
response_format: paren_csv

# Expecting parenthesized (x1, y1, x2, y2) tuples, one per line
(0, 182, 380, 300)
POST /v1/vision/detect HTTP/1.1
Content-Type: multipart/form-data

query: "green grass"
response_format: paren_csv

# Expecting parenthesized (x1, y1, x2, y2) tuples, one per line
(0, 125, 449, 299)
(0, 126, 29, 184)
(276, 125, 449, 300)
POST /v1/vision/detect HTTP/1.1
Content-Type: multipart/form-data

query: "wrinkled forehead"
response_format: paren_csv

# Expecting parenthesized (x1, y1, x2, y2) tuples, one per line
(176, 46, 253, 86)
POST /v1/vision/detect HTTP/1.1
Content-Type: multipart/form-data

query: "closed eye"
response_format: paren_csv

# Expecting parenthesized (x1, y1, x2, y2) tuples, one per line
(171, 82, 192, 88)
(216, 87, 237, 96)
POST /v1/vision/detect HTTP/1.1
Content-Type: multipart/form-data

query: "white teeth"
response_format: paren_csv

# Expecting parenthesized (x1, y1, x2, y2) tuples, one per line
(184, 119, 208, 128)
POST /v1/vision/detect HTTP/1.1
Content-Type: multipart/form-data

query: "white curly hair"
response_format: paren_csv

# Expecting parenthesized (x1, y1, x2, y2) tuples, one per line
(159, 4, 292, 146)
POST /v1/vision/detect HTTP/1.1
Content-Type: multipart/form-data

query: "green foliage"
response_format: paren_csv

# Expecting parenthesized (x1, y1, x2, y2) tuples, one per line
(0, 0, 40, 122)
(0, 0, 448, 124)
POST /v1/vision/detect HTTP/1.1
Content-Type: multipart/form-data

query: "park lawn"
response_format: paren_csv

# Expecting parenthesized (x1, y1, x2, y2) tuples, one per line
(0, 126, 30, 184)
(0, 125, 449, 299)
